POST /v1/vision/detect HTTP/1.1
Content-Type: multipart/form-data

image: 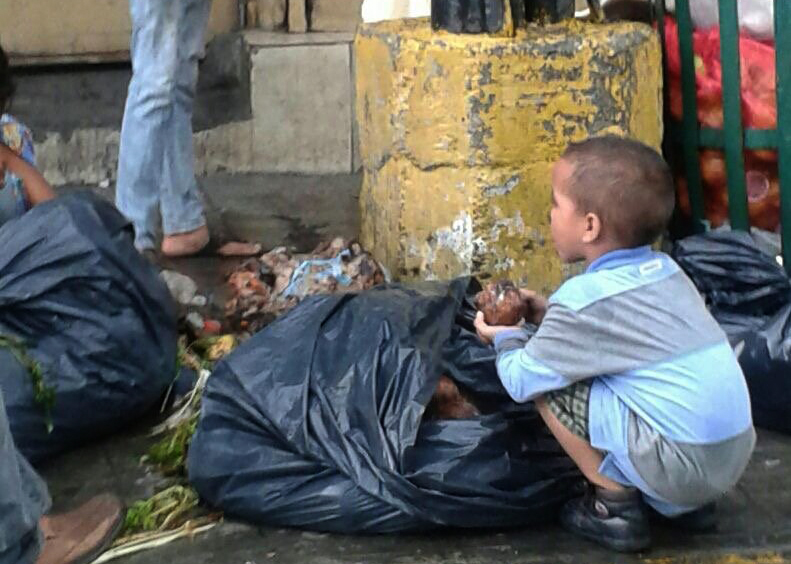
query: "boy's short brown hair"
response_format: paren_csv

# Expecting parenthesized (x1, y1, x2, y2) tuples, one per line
(561, 135, 675, 248)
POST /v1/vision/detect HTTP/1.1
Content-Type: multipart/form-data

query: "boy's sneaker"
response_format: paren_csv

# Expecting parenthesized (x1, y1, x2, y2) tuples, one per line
(655, 503, 717, 533)
(560, 485, 651, 553)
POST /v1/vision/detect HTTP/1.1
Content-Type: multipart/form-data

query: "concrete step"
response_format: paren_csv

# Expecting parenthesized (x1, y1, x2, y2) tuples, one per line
(13, 30, 358, 186)
(58, 172, 362, 251)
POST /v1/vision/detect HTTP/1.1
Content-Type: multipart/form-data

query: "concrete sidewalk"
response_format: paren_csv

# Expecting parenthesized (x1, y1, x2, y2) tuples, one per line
(44, 173, 791, 564)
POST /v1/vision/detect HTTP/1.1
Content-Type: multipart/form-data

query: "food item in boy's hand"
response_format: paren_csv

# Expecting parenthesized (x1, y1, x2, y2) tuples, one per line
(474, 281, 529, 326)
(425, 375, 480, 420)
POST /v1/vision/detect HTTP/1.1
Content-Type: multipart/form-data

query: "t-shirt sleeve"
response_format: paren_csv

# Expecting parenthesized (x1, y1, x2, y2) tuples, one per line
(492, 311, 588, 403)
(1, 115, 37, 166)
(494, 298, 639, 402)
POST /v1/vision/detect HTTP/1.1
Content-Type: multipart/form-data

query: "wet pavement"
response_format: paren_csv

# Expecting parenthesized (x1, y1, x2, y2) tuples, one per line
(43, 173, 791, 563)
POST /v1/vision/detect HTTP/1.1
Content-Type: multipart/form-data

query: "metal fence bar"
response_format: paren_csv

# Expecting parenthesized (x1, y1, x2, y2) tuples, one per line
(673, 0, 706, 231)
(717, 0, 750, 230)
(776, 0, 791, 271)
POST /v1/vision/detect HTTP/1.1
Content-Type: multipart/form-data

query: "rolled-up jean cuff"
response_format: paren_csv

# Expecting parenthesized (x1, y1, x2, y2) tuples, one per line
(162, 215, 206, 237)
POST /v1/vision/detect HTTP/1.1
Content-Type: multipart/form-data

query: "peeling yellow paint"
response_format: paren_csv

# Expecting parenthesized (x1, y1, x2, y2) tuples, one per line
(355, 17, 663, 294)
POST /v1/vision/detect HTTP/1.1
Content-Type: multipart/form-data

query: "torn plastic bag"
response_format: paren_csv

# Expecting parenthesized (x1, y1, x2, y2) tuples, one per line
(188, 278, 578, 533)
(673, 231, 791, 434)
(663, 17, 779, 231)
(0, 193, 178, 463)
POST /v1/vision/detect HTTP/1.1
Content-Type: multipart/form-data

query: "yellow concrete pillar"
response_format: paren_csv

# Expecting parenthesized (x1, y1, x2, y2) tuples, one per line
(355, 18, 663, 294)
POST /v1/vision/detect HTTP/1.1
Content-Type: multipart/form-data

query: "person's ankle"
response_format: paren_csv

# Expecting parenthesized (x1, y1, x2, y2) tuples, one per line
(161, 225, 209, 257)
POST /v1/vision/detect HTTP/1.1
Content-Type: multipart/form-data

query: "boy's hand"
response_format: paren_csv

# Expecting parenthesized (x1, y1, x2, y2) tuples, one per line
(520, 289, 548, 325)
(474, 312, 518, 346)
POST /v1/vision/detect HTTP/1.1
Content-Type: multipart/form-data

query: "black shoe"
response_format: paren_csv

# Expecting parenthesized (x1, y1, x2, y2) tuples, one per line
(560, 486, 651, 553)
(655, 503, 717, 533)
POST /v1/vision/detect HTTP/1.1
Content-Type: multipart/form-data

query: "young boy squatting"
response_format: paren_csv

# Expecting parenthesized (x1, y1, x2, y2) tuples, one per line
(475, 136, 755, 552)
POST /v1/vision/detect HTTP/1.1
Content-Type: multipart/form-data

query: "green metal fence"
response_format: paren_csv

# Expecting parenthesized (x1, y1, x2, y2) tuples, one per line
(657, 0, 791, 271)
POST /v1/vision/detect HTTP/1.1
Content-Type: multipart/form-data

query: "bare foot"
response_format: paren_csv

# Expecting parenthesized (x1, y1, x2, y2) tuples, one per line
(216, 241, 262, 257)
(161, 225, 210, 257)
(162, 226, 262, 258)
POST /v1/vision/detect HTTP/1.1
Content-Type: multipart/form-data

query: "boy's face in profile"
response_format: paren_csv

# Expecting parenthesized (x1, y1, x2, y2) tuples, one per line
(550, 158, 588, 263)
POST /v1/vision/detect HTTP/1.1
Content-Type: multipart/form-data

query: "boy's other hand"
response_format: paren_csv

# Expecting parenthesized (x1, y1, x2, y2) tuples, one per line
(519, 289, 548, 325)
(474, 311, 518, 345)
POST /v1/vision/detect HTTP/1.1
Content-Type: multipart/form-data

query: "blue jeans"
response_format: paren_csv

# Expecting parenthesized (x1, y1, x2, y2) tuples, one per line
(0, 388, 50, 564)
(116, 0, 211, 251)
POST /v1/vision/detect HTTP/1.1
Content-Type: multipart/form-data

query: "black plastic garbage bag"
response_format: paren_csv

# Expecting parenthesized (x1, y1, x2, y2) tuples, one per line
(0, 193, 178, 463)
(673, 231, 791, 434)
(188, 278, 578, 533)
(737, 305, 791, 434)
(673, 231, 790, 328)
(431, 0, 575, 33)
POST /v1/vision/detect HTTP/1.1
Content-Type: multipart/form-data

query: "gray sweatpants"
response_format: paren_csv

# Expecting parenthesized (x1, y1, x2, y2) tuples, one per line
(0, 388, 50, 564)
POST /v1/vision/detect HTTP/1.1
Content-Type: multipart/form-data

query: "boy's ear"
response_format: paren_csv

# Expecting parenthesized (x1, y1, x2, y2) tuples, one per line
(582, 212, 602, 244)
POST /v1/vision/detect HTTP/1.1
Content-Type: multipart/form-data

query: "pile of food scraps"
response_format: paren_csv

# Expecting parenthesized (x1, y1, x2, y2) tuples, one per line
(225, 238, 387, 334)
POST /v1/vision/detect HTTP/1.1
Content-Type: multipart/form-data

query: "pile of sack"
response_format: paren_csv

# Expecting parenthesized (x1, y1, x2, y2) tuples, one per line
(663, 0, 778, 232)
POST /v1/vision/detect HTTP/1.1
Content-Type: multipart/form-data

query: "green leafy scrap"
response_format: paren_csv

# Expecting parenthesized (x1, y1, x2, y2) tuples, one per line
(146, 415, 199, 476)
(122, 485, 199, 535)
(0, 335, 55, 431)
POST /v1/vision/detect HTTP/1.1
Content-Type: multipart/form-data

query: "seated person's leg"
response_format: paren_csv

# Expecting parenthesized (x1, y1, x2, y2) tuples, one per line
(0, 389, 50, 564)
(535, 382, 650, 553)
(0, 388, 124, 564)
(536, 396, 624, 491)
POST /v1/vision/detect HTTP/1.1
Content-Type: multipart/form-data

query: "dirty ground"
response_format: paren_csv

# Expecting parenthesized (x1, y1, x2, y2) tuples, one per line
(41, 173, 791, 564)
